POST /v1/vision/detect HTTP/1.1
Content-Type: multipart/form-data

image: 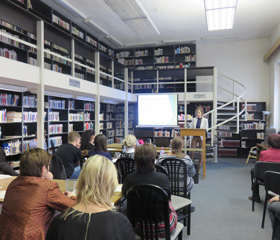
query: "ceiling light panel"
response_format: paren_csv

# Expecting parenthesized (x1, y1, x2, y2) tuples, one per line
(204, 0, 238, 31)
(104, 0, 159, 35)
(205, 0, 237, 9)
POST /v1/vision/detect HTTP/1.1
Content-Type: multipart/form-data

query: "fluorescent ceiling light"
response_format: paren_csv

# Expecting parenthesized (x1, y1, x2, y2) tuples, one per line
(201, 34, 239, 41)
(204, 0, 238, 31)
(124, 42, 157, 47)
(44, 90, 73, 99)
(104, 0, 160, 35)
(0, 83, 27, 92)
(106, 35, 123, 47)
(162, 40, 196, 45)
(84, 18, 108, 36)
(54, 0, 87, 19)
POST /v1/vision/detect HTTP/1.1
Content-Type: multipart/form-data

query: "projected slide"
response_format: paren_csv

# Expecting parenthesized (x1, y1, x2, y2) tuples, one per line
(138, 94, 178, 127)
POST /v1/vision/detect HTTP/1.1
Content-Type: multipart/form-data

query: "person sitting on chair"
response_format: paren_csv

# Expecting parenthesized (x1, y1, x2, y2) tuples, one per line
(122, 143, 177, 238)
(80, 129, 95, 151)
(120, 134, 137, 159)
(46, 155, 135, 240)
(189, 106, 208, 174)
(157, 136, 196, 193)
(268, 195, 280, 240)
(0, 148, 76, 240)
(249, 134, 280, 203)
(88, 134, 112, 160)
(56, 131, 82, 179)
(0, 147, 18, 176)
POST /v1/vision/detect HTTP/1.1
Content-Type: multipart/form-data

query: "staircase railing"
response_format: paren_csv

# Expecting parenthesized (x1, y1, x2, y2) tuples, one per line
(203, 74, 247, 148)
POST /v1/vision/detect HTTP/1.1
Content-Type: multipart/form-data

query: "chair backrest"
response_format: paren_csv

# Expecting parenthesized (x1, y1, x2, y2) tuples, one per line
(154, 164, 168, 176)
(50, 154, 67, 180)
(127, 184, 171, 240)
(115, 157, 136, 183)
(264, 171, 280, 195)
(255, 161, 280, 181)
(159, 158, 188, 197)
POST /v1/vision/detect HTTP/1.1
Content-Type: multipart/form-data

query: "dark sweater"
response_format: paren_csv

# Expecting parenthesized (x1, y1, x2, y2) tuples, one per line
(88, 149, 112, 160)
(46, 208, 135, 240)
(122, 171, 171, 199)
(55, 144, 81, 178)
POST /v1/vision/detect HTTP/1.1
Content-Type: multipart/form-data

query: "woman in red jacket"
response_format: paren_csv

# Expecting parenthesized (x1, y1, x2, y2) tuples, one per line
(0, 148, 76, 240)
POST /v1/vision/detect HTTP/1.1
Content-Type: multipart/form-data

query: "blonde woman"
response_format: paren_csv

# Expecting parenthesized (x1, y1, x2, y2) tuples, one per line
(46, 155, 135, 240)
(120, 134, 137, 159)
(189, 106, 208, 173)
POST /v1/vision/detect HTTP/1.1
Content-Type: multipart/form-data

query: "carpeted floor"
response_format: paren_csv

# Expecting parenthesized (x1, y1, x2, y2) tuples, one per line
(181, 157, 272, 240)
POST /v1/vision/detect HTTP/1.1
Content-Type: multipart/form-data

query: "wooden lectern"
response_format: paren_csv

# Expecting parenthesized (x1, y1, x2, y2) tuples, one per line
(180, 128, 207, 179)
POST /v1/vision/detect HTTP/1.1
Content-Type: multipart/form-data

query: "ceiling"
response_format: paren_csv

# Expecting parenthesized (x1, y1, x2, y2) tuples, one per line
(41, 0, 280, 48)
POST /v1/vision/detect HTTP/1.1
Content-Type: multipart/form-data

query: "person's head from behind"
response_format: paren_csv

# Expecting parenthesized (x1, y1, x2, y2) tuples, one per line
(196, 106, 204, 118)
(94, 134, 107, 152)
(171, 137, 184, 154)
(68, 131, 81, 148)
(123, 134, 137, 148)
(20, 148, 52, 179)
(76, 155, 118, 208)
(268, 134, 280, 149)
(134, 143, 156, 174)
(81, 130, 95, 150)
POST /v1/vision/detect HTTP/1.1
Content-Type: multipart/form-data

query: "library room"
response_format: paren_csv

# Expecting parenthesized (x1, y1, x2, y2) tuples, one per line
(0, 0, 280, 239)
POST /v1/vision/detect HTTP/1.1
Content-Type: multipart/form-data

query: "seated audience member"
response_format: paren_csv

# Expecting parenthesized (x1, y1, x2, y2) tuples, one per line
(80, 129, 95, 151)
(120, 134, 137, 159)
(0, 148, 75, 240)
(122, 143, 177, 238)
(29, 130, 47, 150)
(249, 134, 280, 203)
(268, 195, 280, 240)
(157, 136, 196, 193)
(56, 131, 82, 179)
(0, 147, 18, 176)
(46, 155, 135, 240)
(88, 134, 112, 160)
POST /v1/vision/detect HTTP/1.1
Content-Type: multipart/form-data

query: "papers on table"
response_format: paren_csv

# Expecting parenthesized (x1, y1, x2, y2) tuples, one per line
(114, 185, 122, 192)
(0, 174, 12, 180)
(0, 191, 6, 199)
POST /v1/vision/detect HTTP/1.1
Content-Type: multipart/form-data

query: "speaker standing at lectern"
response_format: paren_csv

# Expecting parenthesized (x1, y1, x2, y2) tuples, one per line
(189, 106, 208, 174)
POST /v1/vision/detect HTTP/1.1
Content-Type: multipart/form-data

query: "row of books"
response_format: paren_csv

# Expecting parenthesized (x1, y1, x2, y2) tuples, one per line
(49, 100, 66, 109)
(2, 140, 21, 156)
(116, 128, 124, 136)
(0, 29, 24, 49)
(23, 111, 46, 122)
(72, 26, 84, 39)
(69, 112, 84, 121)
(49, 112, 59, 121)
(116, 51, 131, 58)
(6, 111, 22, 122)
(0, 48, 17, 60)
(116, 121, 124, 128)
(114, 137, 124, 144)
(84, 122, 94, 130)
(154, 130, 171, 137)
(85, 102, 94, 111)
(48, 136, 62, 147)
(49, 124, 63, 134)
(107, 130, 114, 137)
(86, 36, 98, 48)
(84, 113, 91, 121)
(242, 122, 265, 130)
(52, 14, 70, 31)
(0, 94, 19, 106)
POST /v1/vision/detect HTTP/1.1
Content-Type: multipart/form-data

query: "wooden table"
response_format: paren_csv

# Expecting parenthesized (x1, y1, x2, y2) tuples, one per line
(108, 143, 173, 154)
(180, 128, 206, 179)
(0, 176, 122, 204)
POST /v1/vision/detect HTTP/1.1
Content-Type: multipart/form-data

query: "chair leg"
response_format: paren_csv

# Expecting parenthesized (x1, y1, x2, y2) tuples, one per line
(272, 218, 278, 240)
(252, 196, 255, 212)
(182, 208, 187, 226)
(262, 194, 268, 228)
(246, 154, 251, 164)
(187, 205, 191, 235)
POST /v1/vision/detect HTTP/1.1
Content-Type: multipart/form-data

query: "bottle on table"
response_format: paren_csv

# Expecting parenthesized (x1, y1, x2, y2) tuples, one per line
(160, 147, 165, 155)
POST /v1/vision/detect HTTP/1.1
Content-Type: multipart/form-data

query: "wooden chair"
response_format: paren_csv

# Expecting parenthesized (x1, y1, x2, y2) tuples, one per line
(127, 184, 184, 240)
(246, 146, 257, 164)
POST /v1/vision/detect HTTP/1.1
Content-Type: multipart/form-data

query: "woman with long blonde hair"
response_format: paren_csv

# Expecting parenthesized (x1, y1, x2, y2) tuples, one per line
(46, 155, 135, 240)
